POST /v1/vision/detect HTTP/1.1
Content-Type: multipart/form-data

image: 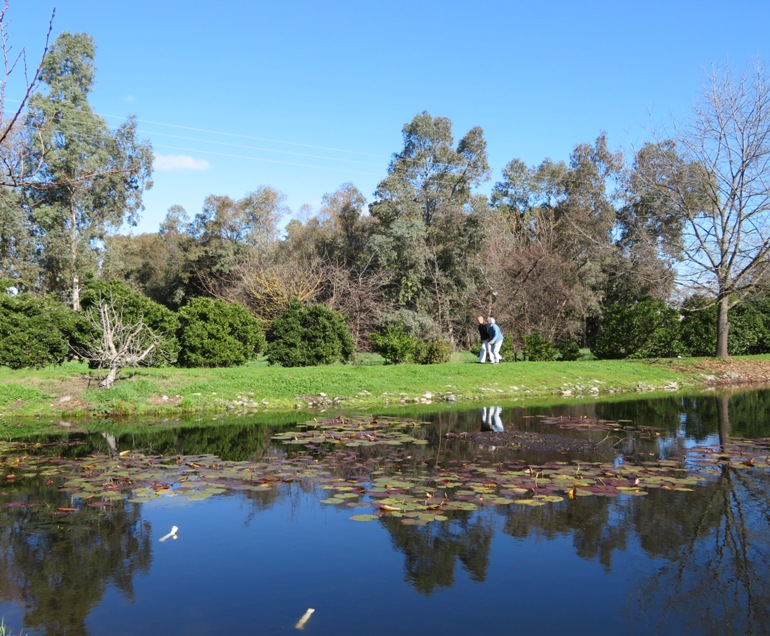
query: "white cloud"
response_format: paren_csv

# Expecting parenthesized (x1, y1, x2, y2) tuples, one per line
(154, 154, 211, 172)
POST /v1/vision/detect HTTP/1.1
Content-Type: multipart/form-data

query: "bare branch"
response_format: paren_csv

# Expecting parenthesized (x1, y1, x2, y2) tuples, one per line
(73, 294, 166, 388)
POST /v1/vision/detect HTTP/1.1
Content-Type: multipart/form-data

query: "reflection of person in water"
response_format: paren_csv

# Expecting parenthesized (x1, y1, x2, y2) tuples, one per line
(480, 406, 503, 432)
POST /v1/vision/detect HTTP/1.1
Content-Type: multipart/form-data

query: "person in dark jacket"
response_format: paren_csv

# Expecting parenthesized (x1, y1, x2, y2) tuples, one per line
(477, 315, 491, 363)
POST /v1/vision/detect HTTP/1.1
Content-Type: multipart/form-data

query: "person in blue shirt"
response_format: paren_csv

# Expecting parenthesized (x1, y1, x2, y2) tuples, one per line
(487, 317, 503, 363)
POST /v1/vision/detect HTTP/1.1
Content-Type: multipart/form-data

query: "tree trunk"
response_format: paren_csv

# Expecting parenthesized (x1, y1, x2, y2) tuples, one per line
(100, 366, 119, 388)
(716, 293, 730, 359)
(71, 204, 80, 311)
(72, 273, 81, 312)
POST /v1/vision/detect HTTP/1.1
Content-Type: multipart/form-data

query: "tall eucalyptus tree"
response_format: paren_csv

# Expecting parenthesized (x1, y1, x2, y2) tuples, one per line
(368, 111, 490, 342)
(24, 32, 153, 309)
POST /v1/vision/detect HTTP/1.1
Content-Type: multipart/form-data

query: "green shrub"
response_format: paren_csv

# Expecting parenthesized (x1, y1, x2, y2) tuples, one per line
(177, 297, 265, 367)
(729, 300, 770, 355)
(78, 279, 180, 365)
(0, 294, 76, 369)
(266, 300, 354, 367)
(523, 332, 557, 361)
(370, 324, 417, 364)
(557, 339, 581, 361)
(413, 337, 452, 364)
(591, 298, 683, 359)
(679, 296, 716, 356)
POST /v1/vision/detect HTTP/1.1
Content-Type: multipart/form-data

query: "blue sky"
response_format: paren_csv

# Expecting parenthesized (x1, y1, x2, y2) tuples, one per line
(7, 1, 770, 234)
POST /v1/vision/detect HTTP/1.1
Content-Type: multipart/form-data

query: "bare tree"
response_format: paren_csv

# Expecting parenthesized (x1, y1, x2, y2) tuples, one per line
(479, 208, 595, 356)
(323, 256, 392, 349)
(0, 1, 54, 186)
(75, 296, 166, 388)
(199, 252, 325, 323)
(634, 60, 770, 358)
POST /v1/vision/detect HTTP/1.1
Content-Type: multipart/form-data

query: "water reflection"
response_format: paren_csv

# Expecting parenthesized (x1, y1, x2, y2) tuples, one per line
(2, 388, 770, 634)
(479, 406, 503, 432)
(0, 478, 150, 635)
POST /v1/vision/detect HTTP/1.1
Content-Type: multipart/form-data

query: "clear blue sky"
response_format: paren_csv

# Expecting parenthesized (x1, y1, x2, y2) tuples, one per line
(7, 1, 770, 234)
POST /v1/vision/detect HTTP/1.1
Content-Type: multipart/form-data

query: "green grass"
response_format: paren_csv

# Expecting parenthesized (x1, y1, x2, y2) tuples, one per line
(0, 354, 762, 429)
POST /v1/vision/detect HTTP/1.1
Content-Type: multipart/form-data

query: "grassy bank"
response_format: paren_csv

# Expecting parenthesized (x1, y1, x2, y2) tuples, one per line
(2, 354, 764, 425)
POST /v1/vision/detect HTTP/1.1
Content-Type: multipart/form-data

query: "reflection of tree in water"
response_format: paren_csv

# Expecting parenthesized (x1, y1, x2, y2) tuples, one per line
(502, 496, 629, 570)
(633, 467, 770, 634)
(633, 392, 770, 635)
(380, 513, 494, 594)
(0, 477, 151, 636)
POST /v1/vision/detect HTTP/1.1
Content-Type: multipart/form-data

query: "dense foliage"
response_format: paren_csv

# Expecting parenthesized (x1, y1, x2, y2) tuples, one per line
(590, 298, 683, 359)
(177, 297, 265, 367)
(0, 294, 77, 368)
(371, 324, 452, 365)
(265, 300, 354, 367)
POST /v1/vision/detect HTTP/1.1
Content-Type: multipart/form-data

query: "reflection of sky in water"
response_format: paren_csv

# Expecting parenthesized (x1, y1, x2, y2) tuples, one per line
(3, 391, 770, 635)
(76, 489, 671, 636)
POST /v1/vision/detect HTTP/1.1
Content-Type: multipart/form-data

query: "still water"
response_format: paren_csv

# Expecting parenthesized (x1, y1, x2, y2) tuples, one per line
(2, 388, 770, 635)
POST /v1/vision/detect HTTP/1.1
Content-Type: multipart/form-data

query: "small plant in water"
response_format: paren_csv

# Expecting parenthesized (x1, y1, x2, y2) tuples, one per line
(0, 618, 27, 636)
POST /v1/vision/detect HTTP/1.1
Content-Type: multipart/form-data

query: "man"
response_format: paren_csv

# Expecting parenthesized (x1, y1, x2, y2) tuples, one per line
(477, 315, 491, 363)
(487, 317, 504, 363)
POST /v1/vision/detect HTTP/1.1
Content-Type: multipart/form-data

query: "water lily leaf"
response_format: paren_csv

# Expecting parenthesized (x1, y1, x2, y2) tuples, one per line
(350, 514, 378, 522)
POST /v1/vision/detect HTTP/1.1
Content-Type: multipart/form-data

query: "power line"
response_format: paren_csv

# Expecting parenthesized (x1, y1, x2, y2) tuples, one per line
(153, 143, 383, 176)
(97, 112, 389, 159)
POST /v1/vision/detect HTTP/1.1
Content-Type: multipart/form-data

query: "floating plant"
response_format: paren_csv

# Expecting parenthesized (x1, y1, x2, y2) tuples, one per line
(2, 418, 770, 526)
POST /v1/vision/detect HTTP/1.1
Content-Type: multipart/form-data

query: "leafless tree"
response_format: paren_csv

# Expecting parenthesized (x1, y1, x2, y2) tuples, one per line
(479, 208, 595, 355)
(634, 60, 770, 358)
(199, 252, 326, 324)
(75, 295, 166, 388)
(0, 1, 54, 186)
(322, 255, 392, 349)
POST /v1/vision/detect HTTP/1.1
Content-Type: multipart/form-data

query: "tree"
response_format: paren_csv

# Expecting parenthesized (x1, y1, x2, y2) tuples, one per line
(74, 294, 168, 388)
(487, 136, 624, 350)
(101, 207, 195, 309)
(0, 2, 54, 188)
(23, 32, 153, 310)
(368, 112, 490, 343)
(632, 61, 770, 358)
(0, 185, 39, 288)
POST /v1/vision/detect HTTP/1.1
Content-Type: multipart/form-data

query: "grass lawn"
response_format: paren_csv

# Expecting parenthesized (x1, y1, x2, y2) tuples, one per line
(1, 352, 755, 428)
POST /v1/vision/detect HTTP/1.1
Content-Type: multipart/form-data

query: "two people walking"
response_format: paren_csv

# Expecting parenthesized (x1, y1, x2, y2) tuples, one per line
(477, 315, 503, 363)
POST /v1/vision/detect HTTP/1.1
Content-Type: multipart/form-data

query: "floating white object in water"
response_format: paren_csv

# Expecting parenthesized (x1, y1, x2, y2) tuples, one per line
(295, 608, 315, 630)
(159, 525, 179, 542)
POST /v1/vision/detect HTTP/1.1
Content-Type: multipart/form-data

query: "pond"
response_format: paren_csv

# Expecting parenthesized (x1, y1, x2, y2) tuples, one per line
(1, 388, 770, 635)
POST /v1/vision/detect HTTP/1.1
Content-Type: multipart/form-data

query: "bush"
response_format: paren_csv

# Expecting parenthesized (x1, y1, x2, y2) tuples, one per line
(0, 294, 76, 369)
(266, 300, 354, 367)
(413, 337, 452, 365)
(591, 298, 683, 359)
(78, 279, 180, 365)
(370, 324, 417, 364)
(523, 332, 557, 361)
(557, 339, 581, 361)
(679, 295, 717, 356)
(177, 297, 265, 367)
(728, 299, 770, 355)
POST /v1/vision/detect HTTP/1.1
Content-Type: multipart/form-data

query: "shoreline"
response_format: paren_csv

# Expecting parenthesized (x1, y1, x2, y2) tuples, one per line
(1, 356, 770, 429)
